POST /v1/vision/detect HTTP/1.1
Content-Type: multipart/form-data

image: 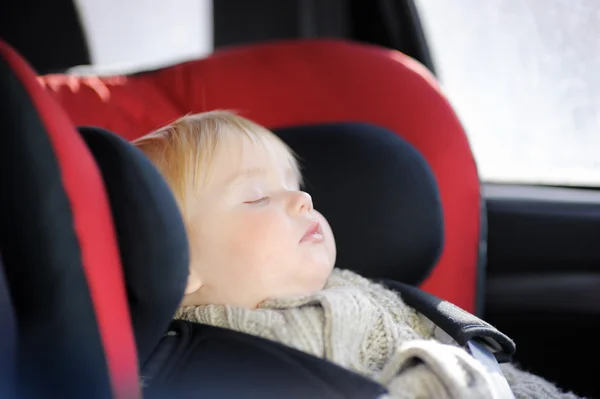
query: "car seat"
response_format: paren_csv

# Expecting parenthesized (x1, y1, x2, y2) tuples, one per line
(40, 39, 484, 314)
(0, 39, 141, 399)
(2, 38, 515, 398)
(138, 121, 515, 398)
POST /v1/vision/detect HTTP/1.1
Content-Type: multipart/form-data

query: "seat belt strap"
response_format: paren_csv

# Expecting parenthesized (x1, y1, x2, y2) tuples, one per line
(467, 340, 516, 399)
(379, 279, 516, 363)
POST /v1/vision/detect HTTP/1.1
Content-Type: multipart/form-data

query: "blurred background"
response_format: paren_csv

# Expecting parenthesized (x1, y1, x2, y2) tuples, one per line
(3, 0, 598, 187)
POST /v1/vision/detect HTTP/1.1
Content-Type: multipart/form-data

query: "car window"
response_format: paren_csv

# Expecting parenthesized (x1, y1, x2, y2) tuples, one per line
(414, 0, 600, 186)
(72, 0, 213, 74)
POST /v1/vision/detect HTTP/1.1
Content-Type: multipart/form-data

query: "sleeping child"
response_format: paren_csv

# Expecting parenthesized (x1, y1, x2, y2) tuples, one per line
(133, 110, 581, 399)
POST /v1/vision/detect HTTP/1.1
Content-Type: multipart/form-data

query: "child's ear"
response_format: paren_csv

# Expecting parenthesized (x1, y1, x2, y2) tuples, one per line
(184, 269, 202, 295)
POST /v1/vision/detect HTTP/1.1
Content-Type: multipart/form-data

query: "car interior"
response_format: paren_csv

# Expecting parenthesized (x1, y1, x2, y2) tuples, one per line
(1, 1, 598, 398)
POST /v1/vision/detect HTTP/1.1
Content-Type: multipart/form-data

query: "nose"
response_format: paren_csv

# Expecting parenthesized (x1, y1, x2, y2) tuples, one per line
(288, 191, 313, 215)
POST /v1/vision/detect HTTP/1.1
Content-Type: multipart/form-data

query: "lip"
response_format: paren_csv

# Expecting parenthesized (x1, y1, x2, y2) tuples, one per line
(300, 220, 324, 244)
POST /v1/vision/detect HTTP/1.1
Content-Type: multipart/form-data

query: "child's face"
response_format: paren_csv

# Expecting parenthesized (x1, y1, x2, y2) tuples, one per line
(183, 135, 336, 308)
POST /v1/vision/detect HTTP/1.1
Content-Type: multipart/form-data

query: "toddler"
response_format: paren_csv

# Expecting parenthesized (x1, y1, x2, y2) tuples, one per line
(133, 111, 581, 399)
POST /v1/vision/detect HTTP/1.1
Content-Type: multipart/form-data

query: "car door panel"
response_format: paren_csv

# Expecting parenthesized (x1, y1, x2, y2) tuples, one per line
(483, 183, 600, 398)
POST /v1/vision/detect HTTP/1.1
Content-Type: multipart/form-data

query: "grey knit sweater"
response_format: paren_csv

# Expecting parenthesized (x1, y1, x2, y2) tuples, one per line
(175, 269, 581, 399)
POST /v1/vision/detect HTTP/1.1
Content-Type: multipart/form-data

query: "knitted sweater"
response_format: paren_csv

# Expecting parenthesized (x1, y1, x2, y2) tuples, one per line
(175, 269, 581, 399)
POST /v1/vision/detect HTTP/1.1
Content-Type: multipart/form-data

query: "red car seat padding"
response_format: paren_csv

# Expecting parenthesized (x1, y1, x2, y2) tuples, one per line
(41, 39, 481, 313)
(0, 39, 140, 399)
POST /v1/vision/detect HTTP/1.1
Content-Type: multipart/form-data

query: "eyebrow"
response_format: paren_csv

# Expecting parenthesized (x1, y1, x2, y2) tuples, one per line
(227, 166, 299, 188)
(227, 168, 267, 187)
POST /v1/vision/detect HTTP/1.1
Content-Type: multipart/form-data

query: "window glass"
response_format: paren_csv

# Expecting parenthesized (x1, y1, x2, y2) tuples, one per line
(414, 0, 600, 186)
(73, 0, 213, 74)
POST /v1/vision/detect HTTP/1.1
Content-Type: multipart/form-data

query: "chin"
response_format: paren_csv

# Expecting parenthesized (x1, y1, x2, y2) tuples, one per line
(299, 281, 328, 296)
(289, 265, 331, 295)
(310, 260, 335, 287)
(310, 250, 336, 275)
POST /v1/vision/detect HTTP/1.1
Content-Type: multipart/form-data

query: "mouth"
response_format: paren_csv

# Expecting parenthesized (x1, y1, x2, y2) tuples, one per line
(300, 220, 324, 244)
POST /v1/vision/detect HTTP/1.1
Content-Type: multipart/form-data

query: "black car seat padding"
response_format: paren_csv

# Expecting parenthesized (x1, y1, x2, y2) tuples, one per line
(0, 254, 16, 398)
(276, 122, 443, 285)
(78, 126, 189, 366)
(145, 320, 389, 399)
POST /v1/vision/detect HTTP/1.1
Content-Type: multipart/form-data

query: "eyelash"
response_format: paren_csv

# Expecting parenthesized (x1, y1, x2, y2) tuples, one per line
(246, 196, 270, 205)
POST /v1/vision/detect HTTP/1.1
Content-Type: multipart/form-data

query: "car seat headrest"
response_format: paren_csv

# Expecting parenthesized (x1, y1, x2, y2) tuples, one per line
(78, 126, 189, 366)
(276, 122, 443, 284)
(0, 39, 140, 399)
(41, 39, 481, 312)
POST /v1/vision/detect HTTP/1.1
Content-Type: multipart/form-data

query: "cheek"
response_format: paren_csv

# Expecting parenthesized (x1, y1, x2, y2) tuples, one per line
(314, 211, 337, 263)
(187, 209, 233, 263)
(227, 209, 292, 258)
(186, 217, 215, 263)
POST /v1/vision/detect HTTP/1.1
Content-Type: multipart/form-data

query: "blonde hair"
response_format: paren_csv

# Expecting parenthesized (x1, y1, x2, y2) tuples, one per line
(132, 110, 301, 218)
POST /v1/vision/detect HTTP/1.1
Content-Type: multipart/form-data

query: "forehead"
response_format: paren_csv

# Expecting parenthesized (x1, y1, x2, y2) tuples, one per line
(207, 133, 298, 186)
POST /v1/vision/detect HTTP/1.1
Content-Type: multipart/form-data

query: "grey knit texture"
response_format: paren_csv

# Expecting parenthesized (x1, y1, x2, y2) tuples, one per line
(176, 269, 582, 398)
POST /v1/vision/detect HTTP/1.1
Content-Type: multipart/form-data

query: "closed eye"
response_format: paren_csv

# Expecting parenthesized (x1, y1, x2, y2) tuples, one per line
(245, 197, 270, 205)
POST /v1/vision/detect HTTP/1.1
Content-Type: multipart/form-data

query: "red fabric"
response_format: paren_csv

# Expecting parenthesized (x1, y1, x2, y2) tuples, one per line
(0, 40, 141, 399)
(41, 39, 481, 313)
